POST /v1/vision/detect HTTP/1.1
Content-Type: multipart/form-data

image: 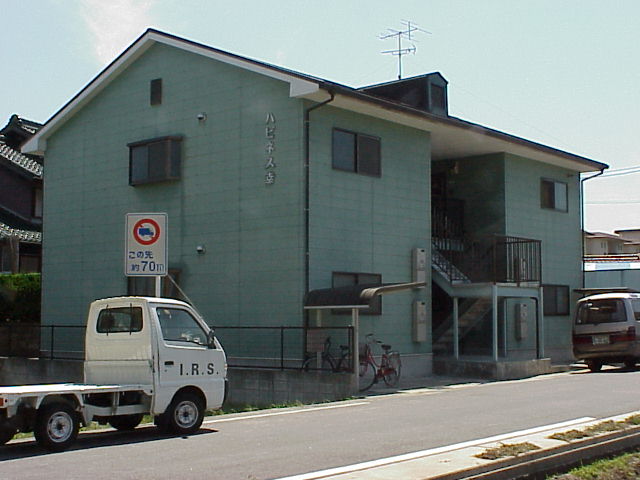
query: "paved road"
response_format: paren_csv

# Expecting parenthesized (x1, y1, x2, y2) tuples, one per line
(2, 366, 640, 480)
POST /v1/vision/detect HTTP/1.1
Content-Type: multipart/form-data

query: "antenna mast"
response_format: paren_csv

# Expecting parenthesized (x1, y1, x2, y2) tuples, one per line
(379, 20, 430, 80)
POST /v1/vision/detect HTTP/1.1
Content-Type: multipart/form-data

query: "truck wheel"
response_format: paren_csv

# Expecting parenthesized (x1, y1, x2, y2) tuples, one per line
(34, 402, 79, 452)
(164, 393, 204, 435)
(109, 414, 144, 431)
(0, 425, 16, 445)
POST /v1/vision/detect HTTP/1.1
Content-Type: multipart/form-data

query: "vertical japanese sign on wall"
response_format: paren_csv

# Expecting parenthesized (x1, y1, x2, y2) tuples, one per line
(125, 213, 167, 277)
(264, 112, 277, 185)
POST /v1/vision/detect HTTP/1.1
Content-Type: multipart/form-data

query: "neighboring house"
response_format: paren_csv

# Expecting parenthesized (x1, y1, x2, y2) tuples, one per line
(23, 29, 607, 376)
(0, 115, 43, 273)
(584, 230, 640, 256)
(584, 229, 640, 293)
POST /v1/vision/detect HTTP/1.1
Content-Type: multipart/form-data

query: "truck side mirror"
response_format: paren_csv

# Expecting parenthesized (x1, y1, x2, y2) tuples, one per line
(207, 330, 217, 349)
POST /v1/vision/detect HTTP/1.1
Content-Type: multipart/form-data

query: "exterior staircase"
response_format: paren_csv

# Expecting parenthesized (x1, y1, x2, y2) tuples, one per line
(432, 297, 493, 354)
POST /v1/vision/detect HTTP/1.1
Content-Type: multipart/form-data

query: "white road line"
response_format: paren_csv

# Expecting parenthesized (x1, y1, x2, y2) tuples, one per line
(273, 417, 595, 480)
(203, 402, 370, 424)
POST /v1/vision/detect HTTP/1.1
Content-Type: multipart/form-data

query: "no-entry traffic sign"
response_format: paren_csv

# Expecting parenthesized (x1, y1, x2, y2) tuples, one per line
(125, 213, 167, 276)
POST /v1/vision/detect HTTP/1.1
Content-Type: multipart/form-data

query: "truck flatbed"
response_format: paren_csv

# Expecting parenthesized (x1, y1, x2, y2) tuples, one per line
(0, 383, 152, 397)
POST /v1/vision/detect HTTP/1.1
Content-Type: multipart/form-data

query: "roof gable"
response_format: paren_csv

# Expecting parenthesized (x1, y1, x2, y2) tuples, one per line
(23, 29, 607, 174)
(23, 29, 320, 155)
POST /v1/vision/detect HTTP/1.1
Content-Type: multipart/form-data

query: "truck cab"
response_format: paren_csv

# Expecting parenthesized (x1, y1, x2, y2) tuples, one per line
(85, 297, 227, 414)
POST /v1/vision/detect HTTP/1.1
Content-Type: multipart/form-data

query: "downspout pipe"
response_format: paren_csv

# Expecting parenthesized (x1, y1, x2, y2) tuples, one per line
(580, 167, 607, 288)
(303, 91, 335, 298)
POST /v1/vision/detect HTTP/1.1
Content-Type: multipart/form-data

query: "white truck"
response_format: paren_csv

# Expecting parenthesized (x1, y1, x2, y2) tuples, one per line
(0, 296, 227, 451)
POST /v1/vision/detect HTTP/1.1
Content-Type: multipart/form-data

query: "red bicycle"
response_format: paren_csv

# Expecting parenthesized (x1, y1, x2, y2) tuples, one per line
(358, 333, 401, 391)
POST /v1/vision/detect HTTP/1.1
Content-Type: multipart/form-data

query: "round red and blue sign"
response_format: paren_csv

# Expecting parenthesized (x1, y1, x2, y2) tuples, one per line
(133, 218, 161, 246)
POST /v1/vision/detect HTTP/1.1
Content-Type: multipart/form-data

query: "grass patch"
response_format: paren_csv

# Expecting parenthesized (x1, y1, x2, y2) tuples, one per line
(549, 415, 640, 443)
(475, 442, 540, 460)
(548, 451, 640, 479)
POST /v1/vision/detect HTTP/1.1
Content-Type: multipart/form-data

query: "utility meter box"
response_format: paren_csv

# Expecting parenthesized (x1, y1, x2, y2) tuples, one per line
(413, 300, 428, 342)
(412, 248, 427, 284)
(515, 302, 528, 341)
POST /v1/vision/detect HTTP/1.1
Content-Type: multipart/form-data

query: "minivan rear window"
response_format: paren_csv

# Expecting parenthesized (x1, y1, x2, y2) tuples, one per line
(576, 299, 626, 324)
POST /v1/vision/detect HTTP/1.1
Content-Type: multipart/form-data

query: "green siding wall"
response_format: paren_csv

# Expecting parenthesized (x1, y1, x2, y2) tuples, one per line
(308, 106, 431, 354)
(43, 43, 305, 329)
(504, 153, 582, 361)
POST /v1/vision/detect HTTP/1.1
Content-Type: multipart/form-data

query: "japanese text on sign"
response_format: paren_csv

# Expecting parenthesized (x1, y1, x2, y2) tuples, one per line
(264, 112, 276, 185)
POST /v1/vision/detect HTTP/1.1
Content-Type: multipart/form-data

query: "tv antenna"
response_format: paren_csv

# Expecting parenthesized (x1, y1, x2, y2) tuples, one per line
(379, 20, 430, 80)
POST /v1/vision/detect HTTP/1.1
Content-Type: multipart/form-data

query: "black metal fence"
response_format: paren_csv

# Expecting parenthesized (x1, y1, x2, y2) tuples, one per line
(433, 234, 541, 285)
(0, 323, 354, 372)
(0, 324, 86, 359)
(211, 325, 354, 371)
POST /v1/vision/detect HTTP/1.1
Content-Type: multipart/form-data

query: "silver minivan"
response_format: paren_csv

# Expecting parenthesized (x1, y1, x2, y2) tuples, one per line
(573, 293, 640, 372)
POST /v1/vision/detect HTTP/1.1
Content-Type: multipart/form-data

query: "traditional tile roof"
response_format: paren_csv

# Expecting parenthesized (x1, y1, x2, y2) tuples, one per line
(0, 142, 43, 177)
(0, 221, 41, 243)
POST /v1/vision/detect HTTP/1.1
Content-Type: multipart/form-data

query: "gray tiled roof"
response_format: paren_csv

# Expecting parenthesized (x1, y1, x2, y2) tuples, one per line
(0, 143, 43, 177)
(0, 221, 42, 243)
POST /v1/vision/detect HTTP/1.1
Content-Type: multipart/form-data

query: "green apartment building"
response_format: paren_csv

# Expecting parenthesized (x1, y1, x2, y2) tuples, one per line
(24, 30, 606, 378)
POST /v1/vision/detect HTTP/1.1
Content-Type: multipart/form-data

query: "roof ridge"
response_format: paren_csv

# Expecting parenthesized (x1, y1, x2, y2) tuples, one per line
(0, 143, 43, 177)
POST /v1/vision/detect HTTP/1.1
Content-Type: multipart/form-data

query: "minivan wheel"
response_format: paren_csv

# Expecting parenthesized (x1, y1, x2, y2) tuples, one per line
(624, 359, 636, 369)
(586, 360, 603, 373)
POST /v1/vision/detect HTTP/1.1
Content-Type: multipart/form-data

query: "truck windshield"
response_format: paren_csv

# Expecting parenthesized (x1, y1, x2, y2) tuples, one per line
(156, 308, 208, 345)
(576, 299, 626, 325)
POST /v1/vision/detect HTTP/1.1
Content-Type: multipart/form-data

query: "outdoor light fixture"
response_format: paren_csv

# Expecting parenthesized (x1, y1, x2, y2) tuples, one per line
(197, 112, 207, 121)
(196, 245, 206, 254)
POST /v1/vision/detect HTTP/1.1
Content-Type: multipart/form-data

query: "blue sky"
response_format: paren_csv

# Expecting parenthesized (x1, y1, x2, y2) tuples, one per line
(2, 0, 639, 233)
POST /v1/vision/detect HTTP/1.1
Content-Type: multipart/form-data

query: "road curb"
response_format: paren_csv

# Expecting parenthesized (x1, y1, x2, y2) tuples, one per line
(431, 426, 640, 480)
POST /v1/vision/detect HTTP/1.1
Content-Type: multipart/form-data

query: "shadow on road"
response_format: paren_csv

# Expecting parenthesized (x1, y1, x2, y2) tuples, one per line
(570, 364, 638, 375)
(0, 426, 218, 461)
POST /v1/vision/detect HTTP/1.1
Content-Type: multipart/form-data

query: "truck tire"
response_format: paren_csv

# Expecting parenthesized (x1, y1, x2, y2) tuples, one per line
(163, 392, 204, 435)
(0, 425, 16, 445)
(34, 402, 80, 452)
(109, 413, 144, 431)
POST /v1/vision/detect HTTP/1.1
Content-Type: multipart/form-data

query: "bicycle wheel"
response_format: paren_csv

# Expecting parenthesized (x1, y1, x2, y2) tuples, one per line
(382, 352, 401, 387)
(358, 360, 377, 391)
(302, 354, 336, 372)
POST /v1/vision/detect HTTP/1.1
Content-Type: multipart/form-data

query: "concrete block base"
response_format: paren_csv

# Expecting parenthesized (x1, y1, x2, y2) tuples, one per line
(433, 356, 552, 380)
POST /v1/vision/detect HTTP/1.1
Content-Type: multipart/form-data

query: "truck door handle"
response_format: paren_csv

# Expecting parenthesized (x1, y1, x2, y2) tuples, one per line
(164, 361, 174, 366)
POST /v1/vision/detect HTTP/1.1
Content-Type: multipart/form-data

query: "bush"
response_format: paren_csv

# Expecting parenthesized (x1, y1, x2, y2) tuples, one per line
(0, 273, 41, 323)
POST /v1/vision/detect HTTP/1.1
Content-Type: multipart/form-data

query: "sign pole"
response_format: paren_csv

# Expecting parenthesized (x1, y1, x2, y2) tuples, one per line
(155, 276, 162, 297)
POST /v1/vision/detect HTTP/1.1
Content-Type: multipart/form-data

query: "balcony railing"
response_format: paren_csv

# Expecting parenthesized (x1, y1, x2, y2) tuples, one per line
(435, 234, 541, 285)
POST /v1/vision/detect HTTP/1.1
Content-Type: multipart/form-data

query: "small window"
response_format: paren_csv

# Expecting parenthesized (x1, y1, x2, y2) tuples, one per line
(128, 136, 182, 185)
(543, 284, 570, 316)
(332, 271, 382, 315)
(332, 129, 381, 177)
(541, 179, 568, 212)
(156, 307, 207, 345)
(97, 307, 143, 333)
(150, 78, 162, 105)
